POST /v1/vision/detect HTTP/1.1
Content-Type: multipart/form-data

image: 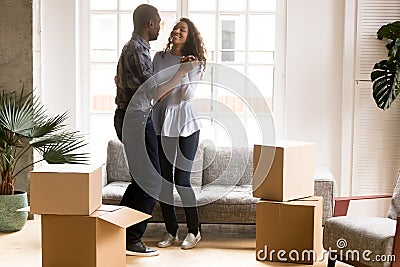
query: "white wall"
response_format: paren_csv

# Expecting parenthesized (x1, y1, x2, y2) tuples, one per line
(285, 0, 345, 193)
(41, 0, 77, 130)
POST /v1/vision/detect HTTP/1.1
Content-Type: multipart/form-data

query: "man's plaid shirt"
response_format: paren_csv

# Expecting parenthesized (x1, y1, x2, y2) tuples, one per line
(115, 33, 153, 110)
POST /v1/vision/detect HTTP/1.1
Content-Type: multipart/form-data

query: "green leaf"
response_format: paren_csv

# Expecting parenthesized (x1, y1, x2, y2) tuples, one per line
(377, 21, 400, 41)
(40, 139, 89, 164)
(29, 112, 69, 138)
(371, 60, 400, 110)
(0, 90, 34, 137)
(0, 89, 89, 182)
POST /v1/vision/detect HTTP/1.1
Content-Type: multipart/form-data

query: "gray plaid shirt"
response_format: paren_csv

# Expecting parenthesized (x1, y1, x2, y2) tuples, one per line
(115, 33, 153, 111)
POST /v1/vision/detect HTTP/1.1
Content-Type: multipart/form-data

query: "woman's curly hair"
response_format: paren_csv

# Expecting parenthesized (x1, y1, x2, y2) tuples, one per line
(163, 18, 207, 74)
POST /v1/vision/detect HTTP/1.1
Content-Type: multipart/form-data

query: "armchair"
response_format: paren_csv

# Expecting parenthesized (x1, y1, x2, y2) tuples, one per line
(323, 172, 400, 267)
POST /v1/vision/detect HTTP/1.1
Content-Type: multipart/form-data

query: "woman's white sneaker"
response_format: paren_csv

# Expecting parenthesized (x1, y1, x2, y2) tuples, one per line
(157, 232, 178, 248)
(181, 232, 201, 249)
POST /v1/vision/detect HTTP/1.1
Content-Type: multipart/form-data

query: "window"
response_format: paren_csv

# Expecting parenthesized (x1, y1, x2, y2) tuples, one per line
(85, 0, 279, 162)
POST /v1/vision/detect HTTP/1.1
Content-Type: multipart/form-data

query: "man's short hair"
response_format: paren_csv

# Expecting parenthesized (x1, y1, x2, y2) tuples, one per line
(133, 4, 159, 29)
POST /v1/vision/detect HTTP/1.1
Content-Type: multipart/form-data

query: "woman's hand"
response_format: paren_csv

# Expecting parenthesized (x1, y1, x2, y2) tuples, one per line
(154, 55, 198, 102)
(179, 55, 198, 73)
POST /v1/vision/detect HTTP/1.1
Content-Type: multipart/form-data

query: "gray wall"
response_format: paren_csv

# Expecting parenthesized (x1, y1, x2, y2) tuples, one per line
(0, 0, 34, 195)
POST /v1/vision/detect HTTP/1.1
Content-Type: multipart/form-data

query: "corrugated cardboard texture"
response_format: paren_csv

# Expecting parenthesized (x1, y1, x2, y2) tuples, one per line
(42, 215, 97, 267)
(256, 197, 323, 264)
(253, 141, 315, 201)
(30, 165, 102, 215)
(96, 219, 125, 267)
(41, 206, 150, 267)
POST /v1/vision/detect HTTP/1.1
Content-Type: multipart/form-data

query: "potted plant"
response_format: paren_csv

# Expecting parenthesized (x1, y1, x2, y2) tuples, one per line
(0, 89, 88, 232)
(371, 21, 400, 109)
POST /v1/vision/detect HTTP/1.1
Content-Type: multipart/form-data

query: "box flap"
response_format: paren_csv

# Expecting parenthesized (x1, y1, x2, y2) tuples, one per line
(98, 207, 151, 228)
(31, 164, 101, 174)
(258, 196, 322, 206)
(89, 205, 124, 218)
(287, 196, 323, 206)
(97, 204, 123, 212)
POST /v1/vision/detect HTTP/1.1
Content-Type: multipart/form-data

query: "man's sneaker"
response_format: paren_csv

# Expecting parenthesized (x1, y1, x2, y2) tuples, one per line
(157, 232, 179, 248)
(181, 232, 201, 250)
(126, 241, 159, 256)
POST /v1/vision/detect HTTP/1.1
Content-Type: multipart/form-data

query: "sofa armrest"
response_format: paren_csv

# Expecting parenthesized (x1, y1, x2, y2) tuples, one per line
(393, 216, 400, 267)
(333, 194, 392, 217)
(101, 163, 107, 188)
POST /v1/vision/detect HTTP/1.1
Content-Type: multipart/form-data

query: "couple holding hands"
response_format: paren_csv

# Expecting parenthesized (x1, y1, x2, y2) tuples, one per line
(113, 4, 206, 256)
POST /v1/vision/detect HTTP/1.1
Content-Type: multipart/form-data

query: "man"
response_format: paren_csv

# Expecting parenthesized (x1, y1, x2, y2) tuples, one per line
(114, 4, 161, 257)
(114, 4, 198, 257)
(114, 4, 161, 141)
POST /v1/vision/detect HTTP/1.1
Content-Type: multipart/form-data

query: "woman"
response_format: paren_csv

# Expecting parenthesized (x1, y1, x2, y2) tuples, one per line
(152, 17, 206, 250)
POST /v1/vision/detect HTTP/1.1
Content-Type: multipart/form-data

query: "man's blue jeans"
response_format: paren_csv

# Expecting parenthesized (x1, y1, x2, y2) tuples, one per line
(120, 111, 161, 244)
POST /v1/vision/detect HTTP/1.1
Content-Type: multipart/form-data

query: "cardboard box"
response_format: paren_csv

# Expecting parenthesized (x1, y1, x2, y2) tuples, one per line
(253, 141, 315, 201)
(30, 164, 102, 215)
(255, 196, 323, 264)
(41, 205, 151, 267)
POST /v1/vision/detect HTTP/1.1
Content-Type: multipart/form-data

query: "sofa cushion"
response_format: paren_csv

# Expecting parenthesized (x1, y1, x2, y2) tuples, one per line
(188, 145, 204, 187)
(102, 181, 129, 205)
(106, 139, 203, 186)
(197, 185, 258, 205)
(102, 181, 203, 206)
(323, 216, 395, 267)
(106, 140, 131, 183)
(150, 201, 257, 224)
(203, 146, 253, 186)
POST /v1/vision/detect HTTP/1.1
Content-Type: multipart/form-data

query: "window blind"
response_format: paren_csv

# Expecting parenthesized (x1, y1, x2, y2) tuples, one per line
(353, 81, 400, 195)
(353, 0, 400, 195)
(356, 0, 400, 81)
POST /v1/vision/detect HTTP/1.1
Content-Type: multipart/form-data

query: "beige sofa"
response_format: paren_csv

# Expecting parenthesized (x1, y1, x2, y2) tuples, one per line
(102, 139, 337, 224)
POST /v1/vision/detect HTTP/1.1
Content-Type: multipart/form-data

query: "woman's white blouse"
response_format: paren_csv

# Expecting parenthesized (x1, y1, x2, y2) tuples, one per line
(152, 51, 202, 137)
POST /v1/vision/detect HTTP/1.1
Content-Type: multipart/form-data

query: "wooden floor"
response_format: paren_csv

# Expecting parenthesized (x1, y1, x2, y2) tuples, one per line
(0, 217, 350, 267)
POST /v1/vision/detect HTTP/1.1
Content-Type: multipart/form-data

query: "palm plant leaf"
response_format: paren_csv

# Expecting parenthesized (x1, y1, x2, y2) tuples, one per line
(0, 91, 34, 138)
(30, 131, 80, 148)
(0, 89, 89, 195)
(40, 136, 89, 164)
(30, 135, 68, 148)
(371, 60, 400, 110)
(30, 112, 69, 138)
(0, 128, 23, 149)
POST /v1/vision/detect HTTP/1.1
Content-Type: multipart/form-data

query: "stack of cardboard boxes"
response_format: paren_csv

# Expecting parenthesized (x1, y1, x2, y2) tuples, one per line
(253, 141, 323, 265)
(29, 164, 149, 267)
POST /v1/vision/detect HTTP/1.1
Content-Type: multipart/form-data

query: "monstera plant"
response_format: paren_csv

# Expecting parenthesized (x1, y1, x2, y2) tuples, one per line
(371, 21, 400, 110)
(0, 89, 88, 196)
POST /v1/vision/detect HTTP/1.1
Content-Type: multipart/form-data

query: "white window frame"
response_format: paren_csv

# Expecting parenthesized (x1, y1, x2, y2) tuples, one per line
(78, 0, 287, 162)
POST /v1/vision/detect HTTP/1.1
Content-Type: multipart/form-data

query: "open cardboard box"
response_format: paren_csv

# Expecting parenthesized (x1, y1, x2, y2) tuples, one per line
(30, 164, 102, 215)
(41, 205, 151, 267)
(256, 196, 323, 264)
(253, 141, 315, 201)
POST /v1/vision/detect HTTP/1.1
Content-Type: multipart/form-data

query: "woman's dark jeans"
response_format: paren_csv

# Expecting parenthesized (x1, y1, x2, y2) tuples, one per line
(157, 130, 200, 235)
